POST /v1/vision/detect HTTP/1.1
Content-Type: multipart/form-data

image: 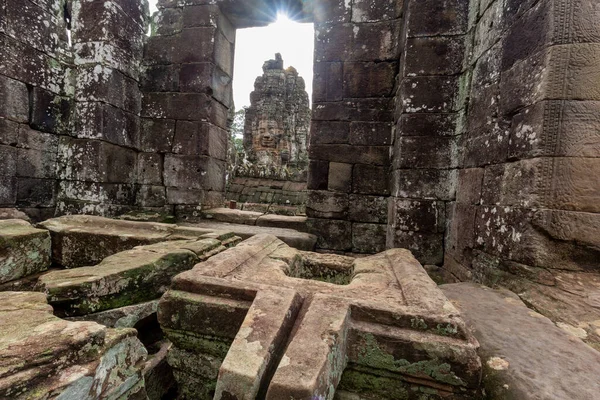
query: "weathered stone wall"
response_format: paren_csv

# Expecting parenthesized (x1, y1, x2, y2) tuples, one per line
(243, 54, 310, 169)
(141, 0, 233, 219)
(387, 0, 468, 265)
(444, 0, 600, 285)
(306, 0, 401, 254)
(60, 0, 149, 215)
(0, 0, 72, 221)
(226, 176, 307, 206)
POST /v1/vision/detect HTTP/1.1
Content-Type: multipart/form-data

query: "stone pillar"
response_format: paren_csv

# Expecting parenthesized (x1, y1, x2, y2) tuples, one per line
(387, 0, 469, 265)
(0, 0, 71, 220)
(307, 0, 402, 253)
(142, 0, 233, 219)
(446, 0, 600, 288)
(59, 0, 149, 215)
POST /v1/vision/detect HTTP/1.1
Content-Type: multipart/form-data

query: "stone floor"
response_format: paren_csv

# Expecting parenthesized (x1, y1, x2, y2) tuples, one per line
(1, 216, 599, 399)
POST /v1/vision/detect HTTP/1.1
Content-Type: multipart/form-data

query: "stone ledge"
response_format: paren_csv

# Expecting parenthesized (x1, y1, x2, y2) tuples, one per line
(442, 283, 600, 400)
(0, 219, 51, 284)
(0, 291, 148, 399)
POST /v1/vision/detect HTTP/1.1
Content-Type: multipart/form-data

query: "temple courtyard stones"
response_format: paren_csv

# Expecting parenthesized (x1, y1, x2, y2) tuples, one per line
(158, 234, 482, 399)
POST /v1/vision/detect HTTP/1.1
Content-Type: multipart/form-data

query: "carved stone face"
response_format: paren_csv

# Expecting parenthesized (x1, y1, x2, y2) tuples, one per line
(258, 120, 282, 149)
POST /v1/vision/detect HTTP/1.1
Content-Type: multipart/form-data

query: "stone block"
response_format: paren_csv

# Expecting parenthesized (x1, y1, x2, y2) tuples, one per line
(0, 118, 19, 146)
(0, 75, 28, 123)
(136, 185, 167, 207)
(141, 92, 213, 121)
(312, 61, 343, 102)
(349, 122, 392, 146)
(352, 164, 390, 195)
(310, 144, 389, 166)
(30, 87, 72, 134)
(307, 218, 352, 251)
(456, 168, 484, 205)
(72, 102, 140, 149)
(500, 44, 600, 114)
(386, 229, 444, 265)
(307, 160, 329, 190)
(328, 162, 352, 192)
(352, 222, 386, 253)
(397, 113, 458, 137)
(75, 66, 141, 114)
(182, 4, 221, 27)
(167, 187, 205, 205)
(16, 126, 59, 178)
(0, 174, 17, 206)
(406, 0, 469, 37)
(179, 63, 232, 107)
(445, 203, 477, 263)
(306, 191, 348, 219)
(137, 153, 163, 185)
(72, 0, 145, 54)
(16, 178, 56, 207)
(0, 219, 50, 283)
(509, 100, 600, 160)
(352, 0, 402, 22)
(312, 0, 351, 23)
(57, 137, 137, 183)
(312, 99, 393, 122)
(390, 168, 457, 201)
(153, 7, 183, 35)
(404, 36, 465, 76)
(394, 136, 458, 169)
(462, 126, 510, 168)
(348, 194, 388, 224)
(140, 118, 176, 153)
(141, 64, 180, 92)
(164, 154, 226, 192)
(38, 238, 225, 316)
(0, 292, 148, 399)
(172, 121, 228, 161)
(309, 121, 349, 145)
(388, 198, 446, 233)
(343, 62, 397, 98)
(145, 27, 216, 64)
(400, 76, 459, 113)
(159, 235, 480, 397)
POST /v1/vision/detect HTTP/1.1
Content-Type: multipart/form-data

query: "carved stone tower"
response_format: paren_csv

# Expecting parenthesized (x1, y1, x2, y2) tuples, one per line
(243, 54, 310, 169)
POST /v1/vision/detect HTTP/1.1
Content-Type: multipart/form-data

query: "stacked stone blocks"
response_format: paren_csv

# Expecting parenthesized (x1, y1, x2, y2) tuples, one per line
(141, 0, 234, 218)
(307, 0, 402, 254)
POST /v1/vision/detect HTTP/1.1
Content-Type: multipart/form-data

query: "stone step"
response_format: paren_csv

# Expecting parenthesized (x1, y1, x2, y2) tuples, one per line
(180, 220, 316, 251)
(38, 237, 237, 317)
(0, 219, 51, 284)
(0, 291, 147, 399)
(38, 215, 239, 268)
(441, 283, 600, 400)
(202, 207, 309, 232)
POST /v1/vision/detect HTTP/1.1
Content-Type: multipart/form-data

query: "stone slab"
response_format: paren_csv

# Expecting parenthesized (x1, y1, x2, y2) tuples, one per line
(38, 215, 238, 268)
(0, 291, 147, 399)
(256, 214, 308, 232)
(181, 220, 317, 251)
(202, 207, 264, 225)
(442, 283, 600, 400)
(37, 237, 233, 317)
(159, 235, 481, 399)
(0, 219, 51, 284)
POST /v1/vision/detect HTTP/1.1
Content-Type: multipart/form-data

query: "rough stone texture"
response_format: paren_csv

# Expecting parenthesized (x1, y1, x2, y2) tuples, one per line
(0, 291, 148, 399)
(226, 176, 307, 210)
(158, 234, 481, 399)
(180, 220, 317, 251)
(37, 237, 232, 317)
(0, 219, 51, 284)
(243, 54, 310, 170)
(39, 214, 239, 268)
(442, 283, 600, 400)
(307, 0, 400, 253)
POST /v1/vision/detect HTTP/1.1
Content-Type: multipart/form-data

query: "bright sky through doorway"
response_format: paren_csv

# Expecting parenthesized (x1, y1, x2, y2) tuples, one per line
(147, 1, 314, 110)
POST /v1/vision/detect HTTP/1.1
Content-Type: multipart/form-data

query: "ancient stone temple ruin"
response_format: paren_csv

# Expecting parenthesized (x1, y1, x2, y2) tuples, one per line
(243, 53, 310, 170)
(1, 0, 600, 399)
